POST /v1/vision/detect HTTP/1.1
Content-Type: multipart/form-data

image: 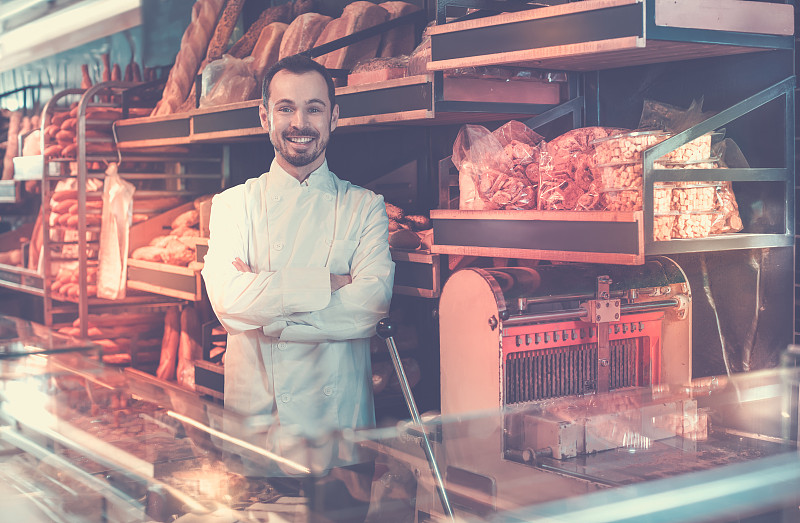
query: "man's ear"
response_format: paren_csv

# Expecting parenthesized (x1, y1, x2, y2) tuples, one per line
(330, 104, 339, 133)
(259, 104, 270, 133)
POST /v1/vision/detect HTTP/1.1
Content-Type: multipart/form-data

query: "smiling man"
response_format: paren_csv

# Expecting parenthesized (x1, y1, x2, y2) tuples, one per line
(201, 55, 394, 521)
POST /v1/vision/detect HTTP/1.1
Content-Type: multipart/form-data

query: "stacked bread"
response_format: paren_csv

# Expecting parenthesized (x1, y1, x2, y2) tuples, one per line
(385, 202, 432, 250)
(57, 312, 164, 366)
(43, 105, 120, 159)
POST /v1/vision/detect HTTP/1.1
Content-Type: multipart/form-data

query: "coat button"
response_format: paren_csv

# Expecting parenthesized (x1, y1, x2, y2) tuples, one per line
(271, 194, 280, 201)
(273, 241, 283, 251)
(323, 386, 334, 396)
(280, 393, 291, 403)
(324, 239, 332, 246)
(324, 193, 333, 201)
(277, 342, 287, 350)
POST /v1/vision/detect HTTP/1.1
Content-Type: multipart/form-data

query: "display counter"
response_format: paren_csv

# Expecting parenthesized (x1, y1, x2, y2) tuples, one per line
(0, 345, 798, 522)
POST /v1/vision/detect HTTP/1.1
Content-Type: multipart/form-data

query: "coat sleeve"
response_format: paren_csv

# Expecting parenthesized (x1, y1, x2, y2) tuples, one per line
(201, 189, 332, 335)
(278, 195, 395, 343)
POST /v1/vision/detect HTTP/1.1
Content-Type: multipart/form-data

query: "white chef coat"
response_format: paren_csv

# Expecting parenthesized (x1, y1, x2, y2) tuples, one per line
(201, 160, 394, 459)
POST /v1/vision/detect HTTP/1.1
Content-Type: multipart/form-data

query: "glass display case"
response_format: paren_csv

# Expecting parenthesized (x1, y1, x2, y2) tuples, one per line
(0, 348, 798, 523)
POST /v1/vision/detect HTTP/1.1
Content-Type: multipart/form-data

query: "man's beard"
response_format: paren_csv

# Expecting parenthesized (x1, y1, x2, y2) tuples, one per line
(271, 127, 328, 167)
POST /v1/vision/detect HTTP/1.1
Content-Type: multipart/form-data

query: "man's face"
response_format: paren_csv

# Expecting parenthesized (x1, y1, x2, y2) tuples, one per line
(259, 70, 339, 174)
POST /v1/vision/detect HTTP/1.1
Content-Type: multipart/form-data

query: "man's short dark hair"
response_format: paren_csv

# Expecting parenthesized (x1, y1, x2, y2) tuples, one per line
(262, 55, 336, 108)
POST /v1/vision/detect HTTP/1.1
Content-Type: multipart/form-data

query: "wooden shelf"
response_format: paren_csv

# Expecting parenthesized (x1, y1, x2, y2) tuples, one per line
(114, 74, 563, 148)
(428, 0, 793, 72)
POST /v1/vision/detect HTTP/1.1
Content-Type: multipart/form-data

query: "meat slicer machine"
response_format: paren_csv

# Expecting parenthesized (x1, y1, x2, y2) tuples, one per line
(414, 259, 700, 520)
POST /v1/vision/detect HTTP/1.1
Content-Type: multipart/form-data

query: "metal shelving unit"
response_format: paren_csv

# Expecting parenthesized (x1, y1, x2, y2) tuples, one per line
(33, 82, 226, 338)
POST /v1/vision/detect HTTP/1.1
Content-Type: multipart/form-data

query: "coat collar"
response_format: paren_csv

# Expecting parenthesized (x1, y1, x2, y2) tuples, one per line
(266, 159, 337, 195)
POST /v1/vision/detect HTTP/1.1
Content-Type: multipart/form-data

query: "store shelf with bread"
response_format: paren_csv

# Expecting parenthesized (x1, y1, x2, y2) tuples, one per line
(22, 80, 225, 380)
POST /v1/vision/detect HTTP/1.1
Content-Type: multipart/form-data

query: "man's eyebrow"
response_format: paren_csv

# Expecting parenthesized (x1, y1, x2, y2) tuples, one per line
(272, 98, 295, 106)
(306, 98, 327, 106)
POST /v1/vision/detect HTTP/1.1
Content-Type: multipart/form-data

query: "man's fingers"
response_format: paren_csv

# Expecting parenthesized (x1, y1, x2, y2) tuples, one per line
(232, 257, 252, 272)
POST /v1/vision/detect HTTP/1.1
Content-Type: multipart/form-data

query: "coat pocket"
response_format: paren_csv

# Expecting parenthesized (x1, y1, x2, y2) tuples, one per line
(328, 239, 358, 275)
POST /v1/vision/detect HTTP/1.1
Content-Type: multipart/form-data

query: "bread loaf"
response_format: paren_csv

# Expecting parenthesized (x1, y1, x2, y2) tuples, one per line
(250, 22, 289, 82)
(206, 0, 246, 62)
(2, 111, 21, 180)
(228, 3, 292, 58)
(279, 12, 333, 60)
(177, 306, 202, 390)
(156, 308, 181, 380)
(152, 0, 225, 117)
(314, 1, 389, 70)
(292, 0, 316, 18)
(377, 1, 420, 57)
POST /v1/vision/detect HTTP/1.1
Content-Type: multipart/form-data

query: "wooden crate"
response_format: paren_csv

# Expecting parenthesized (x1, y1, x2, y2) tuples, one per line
(127, 202, 203, 300)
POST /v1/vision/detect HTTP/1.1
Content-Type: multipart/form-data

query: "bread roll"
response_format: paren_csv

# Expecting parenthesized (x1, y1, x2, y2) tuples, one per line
(314, 2, 389, 70)
(279, 12, 333, 60)
(378, 1, 420, 57)
(250, 22, 289, 82)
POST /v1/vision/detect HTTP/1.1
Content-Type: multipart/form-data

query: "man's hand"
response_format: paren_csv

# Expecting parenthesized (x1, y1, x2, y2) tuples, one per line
(232, 257, 252, 273)
(330, 273, 352, 292)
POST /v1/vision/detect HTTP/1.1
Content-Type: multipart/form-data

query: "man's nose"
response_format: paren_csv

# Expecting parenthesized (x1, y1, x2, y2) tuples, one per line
(291, 109, 308, 127)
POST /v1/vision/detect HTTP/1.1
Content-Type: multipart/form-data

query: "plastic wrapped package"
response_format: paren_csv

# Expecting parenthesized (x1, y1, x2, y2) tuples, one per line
(672, 212, 720, 239)
(711, 182, 744, 234)
(538, 127, 625, 211)
(199, 55, 256, 108)
(638, 97, 713, 134)
(407, 24, 432, 76)
(452, 122, 539, 210)
(653, 214, 676, 241)
(97, 164, 135, 300)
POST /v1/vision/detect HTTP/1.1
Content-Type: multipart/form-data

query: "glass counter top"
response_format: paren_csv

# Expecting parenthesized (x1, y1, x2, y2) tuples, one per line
(0, 348, 797, 523)
(0, 315, 100, 359)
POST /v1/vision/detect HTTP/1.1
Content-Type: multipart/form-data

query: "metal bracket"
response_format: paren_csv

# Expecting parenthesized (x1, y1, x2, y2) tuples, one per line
(580, 276, 620, 393)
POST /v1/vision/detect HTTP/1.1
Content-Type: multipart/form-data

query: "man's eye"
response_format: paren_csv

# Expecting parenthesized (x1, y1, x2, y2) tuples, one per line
(309, 107, 322, 113)
(277, 107, 292, 113)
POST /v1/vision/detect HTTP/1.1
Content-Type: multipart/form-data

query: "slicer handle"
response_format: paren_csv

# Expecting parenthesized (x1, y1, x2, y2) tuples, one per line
(376, 318, 394, 339)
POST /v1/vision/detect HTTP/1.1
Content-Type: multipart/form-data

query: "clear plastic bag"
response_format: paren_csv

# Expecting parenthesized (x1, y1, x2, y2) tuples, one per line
(452, 122, 539, 210)
(538, 126, 625, 210)
(200, 55, 257, 108)
(97, 163, 135, 300)
(638, 97, 714, 134)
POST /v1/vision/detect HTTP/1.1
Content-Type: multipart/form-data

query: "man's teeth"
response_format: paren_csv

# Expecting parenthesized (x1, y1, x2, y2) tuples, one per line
(288, 137, 312, 144)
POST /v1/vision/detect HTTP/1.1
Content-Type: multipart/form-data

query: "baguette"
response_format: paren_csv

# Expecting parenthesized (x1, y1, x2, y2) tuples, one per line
(206, 0, 246, 62)
(176, 306, 202, 390)
(156, 308, 181, 380)
(152, 0, 226, 117)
